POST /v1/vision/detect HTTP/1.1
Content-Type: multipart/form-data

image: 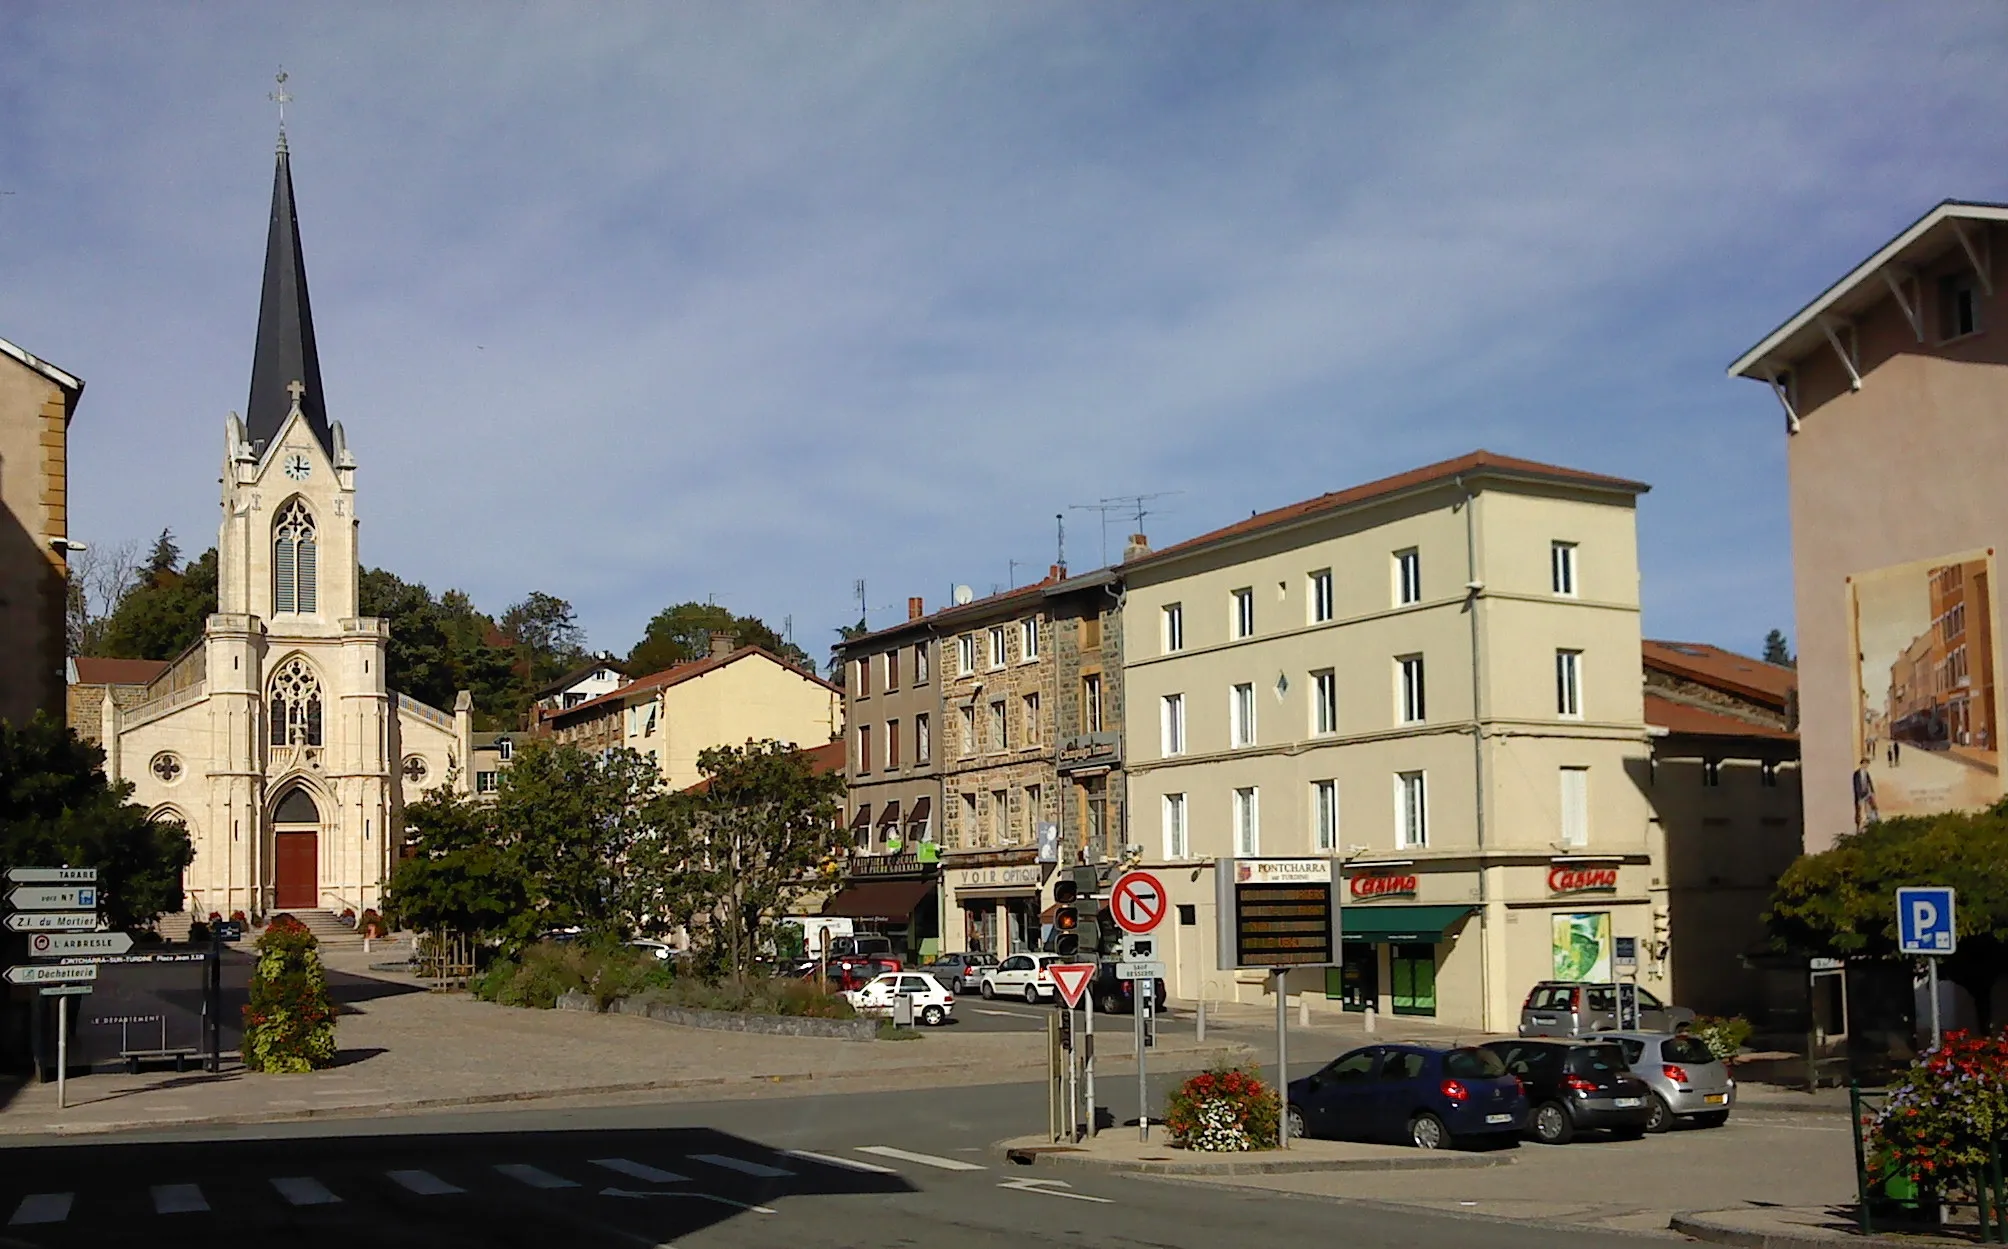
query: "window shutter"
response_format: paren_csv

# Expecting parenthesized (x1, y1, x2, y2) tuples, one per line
(273, 538, 296, 614)
(297, 535, 317, 613)
(1560, 768, 1589, 847)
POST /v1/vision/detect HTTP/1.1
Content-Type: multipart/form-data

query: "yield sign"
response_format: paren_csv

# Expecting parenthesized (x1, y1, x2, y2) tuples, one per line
(1111, 870, 1168, 934)
(1050, 962, 1096, 1009)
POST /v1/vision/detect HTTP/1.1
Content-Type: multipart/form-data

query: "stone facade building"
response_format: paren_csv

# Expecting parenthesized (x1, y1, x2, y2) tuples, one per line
(0, 335, 82, 728)
(1047, 564, 1129, 868)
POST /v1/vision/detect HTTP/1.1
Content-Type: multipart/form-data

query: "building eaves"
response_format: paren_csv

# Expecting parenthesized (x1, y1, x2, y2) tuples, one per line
(1644, 692, 1796, 742)
(837, 579, 1060, 654)
(0, 335, 84, 414)
(1642, 639, 1794, 710)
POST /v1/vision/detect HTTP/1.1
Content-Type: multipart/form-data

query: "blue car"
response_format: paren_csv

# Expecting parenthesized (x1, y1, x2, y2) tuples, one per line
(1286, 1043, 1527, 1149)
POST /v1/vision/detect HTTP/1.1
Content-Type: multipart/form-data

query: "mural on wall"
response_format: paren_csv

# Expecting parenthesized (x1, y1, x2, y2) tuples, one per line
(1849, 551, 2001, 829)
(1551, 911, 1611, 982)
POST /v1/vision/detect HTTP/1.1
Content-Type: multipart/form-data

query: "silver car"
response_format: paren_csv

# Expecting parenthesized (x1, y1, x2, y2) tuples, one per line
(1518, 982, 1696, 1037)
(1602, 1031, 1734, 1132)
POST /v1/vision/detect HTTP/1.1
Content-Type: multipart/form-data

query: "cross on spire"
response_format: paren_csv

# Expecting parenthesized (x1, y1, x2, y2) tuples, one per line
(270, 69, 292, 132)
(285, 378, 305, 409)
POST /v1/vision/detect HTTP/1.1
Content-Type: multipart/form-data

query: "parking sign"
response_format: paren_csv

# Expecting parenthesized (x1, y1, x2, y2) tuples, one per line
(1896, 886, 1956, 955)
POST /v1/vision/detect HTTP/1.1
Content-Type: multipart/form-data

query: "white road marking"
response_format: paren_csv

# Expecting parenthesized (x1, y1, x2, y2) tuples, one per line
(856, 1145, 987, 1171)
(975, 1009, 1034, 1018)
(592, 1158, 690, 1184)
(998, 1177, 1114, 1203)
(151, 1183, 209, 1214)
(387, 1169, 465, 1195)
(781, 1149, 899, 1174)
(494, 1164, 578, 1189)
(271, 1176, 342, 1206)
(687, 1153, 794, 1178)
(9, 1194, 72, 1226)
(602, 1188, 775, 1213)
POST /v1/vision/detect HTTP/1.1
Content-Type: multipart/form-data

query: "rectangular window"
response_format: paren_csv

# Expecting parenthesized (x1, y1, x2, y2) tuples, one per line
(992, 789, 1010, 843)
(989, 699, 1008, 751)
(1232, 588, 1255, 639)
(915, 713, 931, 763)
(988, 626, 1007, 669)
(1022, 692, 1041, 745)
(857, 723, 873, 775)
(856, 656, 871, 698)
(957, 634, 977, 676)
(1551, 541, 1577, 596)
(1081, 614, 1102, 650)
(475, 771, 499, 794)
(1942, 273, 1982, 340)
(883, 650, 899, 692)
(1312, 779, 1337, 851)
(1396, 771, 1428, 847)
(914, 641, 930, 685)
(1163, 603, 1184, 652)
(1556, 649, 1582, 718)
(1703, 758, 1722, 787)
(961, 791, 979, 846)
(1395, 548, 1422, 605)
(1312, 669, 1337, 735)
(1234, 786, 1260, 855)
(1163, 793, 1188, 859)
(959, 706, 976, 757)
(1232, 682, 1256, 747)
(1161, 693, 1185, 755)
(1559, 766, 1589, 848)
(1084, 673, 1104, 733)
(1020, 618, 1039, 661)
(1025, 784, 1042, 841)
(1398, 655, 1426, 724)
(886, 719, 901, 770)
(1310, 569, 1334, 623)
(1761, 759, 1779, 788)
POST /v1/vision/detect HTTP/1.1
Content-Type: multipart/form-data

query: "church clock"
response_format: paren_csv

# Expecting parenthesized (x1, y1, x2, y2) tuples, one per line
(284, 451, 312, 481)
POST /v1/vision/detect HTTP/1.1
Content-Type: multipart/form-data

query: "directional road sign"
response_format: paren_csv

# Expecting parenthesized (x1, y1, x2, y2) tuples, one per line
(2, 963, 98, 985)
(3, 911, 99, 933)
(39, 984, 93, 997)
(1110, 870, 1168, 934)
(28, 931, 133, 958)
(5, 885, 97, 911)
(1115, 961, 1166, 981)
(1050, 963, 1095, 1009)
(5, 867, 96, 884)
(1897, 886, 1957, 955)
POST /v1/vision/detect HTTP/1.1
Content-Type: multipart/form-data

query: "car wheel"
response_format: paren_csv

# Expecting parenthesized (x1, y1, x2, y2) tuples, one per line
(980, 980, 995, 1000)
(1695, 1110, 1730, 1128)
(1024, 985, 1041, 1005)
(921, 1005, 945, 1026)
(1531, 1102, 1574, 1145)
(1286, 1105, 1309, 1140)
(1409, 1112, 1449, 1150)
(949, 977, 964, 994)
(1645, 1093, 1673, 1134)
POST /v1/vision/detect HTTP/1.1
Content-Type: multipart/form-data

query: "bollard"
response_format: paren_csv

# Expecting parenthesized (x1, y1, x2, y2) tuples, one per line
(1196, 998, 1206, 1043)
(1299, 995, 1311, 1027)
(1364, 1006, 1377, 1034)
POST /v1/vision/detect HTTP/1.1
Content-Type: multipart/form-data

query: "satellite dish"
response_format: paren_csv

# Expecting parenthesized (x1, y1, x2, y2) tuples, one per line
(952, 584, 975, 606)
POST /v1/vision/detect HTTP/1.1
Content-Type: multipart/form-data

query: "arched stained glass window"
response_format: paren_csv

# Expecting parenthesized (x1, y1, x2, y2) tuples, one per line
(273, 498, 318, 614)
(268, 657, 324, 748)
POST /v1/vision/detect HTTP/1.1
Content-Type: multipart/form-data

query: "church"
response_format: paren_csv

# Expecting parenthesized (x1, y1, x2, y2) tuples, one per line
(96, 130, 470, 920)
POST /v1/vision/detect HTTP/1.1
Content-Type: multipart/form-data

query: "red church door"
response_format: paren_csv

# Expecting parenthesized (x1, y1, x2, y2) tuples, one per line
(275, 832, 318, 910)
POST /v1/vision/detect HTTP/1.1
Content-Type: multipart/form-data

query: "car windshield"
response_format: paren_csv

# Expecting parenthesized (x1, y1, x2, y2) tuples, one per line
(1662, 1035, 1718, 1065)
(1442, 1048, 1507, 1079)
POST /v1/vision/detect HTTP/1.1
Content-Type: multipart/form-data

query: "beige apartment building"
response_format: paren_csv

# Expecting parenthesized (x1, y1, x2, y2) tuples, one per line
(1731, 201, 2007, 853)
(0, 335, 82, 728)
(1122, 451, 1659, 1031)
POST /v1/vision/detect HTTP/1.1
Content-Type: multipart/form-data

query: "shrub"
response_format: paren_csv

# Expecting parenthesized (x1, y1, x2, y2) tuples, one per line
(230, 910, 248, 926)
(1164, 1062, 1278, 1152)
(1869, 1030, 2008, 1198)
(471, 942, 679, 1010)
(1690, 1015, 1754, 1062)
(242, 922, 337, 1073)
(188, 920, 211, 944)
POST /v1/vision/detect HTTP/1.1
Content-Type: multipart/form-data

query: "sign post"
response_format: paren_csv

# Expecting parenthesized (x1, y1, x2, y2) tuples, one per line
(1216, 858, 1341, 1150)
(4, 867, 104, 1104)
(1896, 886, 1956, 1050)
(1111, 870, 1167, 1142)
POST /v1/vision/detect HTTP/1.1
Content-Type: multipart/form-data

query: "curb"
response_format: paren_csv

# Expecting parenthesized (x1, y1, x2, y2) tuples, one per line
(994, 1137, 1508, 1176)
(1669, 1211, 1974, 1249)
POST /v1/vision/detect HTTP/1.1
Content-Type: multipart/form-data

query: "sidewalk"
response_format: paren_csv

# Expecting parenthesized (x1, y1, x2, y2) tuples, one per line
(1672, 1206, 1979, 1248)
(997, 1132, 1506, 1176)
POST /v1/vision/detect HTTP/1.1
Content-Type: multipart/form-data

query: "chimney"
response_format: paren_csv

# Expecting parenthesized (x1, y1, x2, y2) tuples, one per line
(908, 596, 925, 621)
(1049, 564, 1064, 582)
(708, 630, 738, 658)
(1123, 532, 1152, 562)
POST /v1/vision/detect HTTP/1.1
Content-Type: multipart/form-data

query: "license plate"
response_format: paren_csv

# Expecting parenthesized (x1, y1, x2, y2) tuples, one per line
(1614, 1097, 1643, 1108)
(1485, 1113, 1513, 1124)
(1704, 1093, 1727, 1105)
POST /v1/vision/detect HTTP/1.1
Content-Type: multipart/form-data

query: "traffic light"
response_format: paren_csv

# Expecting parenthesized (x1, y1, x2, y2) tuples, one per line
(1069, 866, 1101, 958)
(1053, 876, 1080, 956)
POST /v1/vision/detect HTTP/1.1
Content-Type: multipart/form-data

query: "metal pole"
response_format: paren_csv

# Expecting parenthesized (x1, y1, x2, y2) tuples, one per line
(1928, 957, 1942, 1051)
(1276, 968, 1290, 1149)
(1085, 988, 1097, 1138)
(1065, 1009, 1078, 1141)
(1196, 997, 1206, 1043)
(1136, 988, 1148, 1142)
(57, 994, 69, 1111)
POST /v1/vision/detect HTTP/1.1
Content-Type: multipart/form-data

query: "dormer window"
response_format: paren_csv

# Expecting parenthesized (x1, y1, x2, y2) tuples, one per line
(1941, 274, 1982, 341)
(272, 498, 318, 614)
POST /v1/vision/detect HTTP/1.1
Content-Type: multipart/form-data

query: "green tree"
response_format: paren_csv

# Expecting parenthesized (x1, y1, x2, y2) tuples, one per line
(1762, 629, 1795, 668)
(1767, 801, 2008, 1029)
(145, 527, 181, 576)
(98, 547, 219, 660)
(830, 617, 870, 677)
(500, 591, 589, 688)
(383, 785, 525, 939)
(628, 601, 812, 674)
(494, 740, 664, 948)
(0, 714, 195, 928)
(657, 740, 845, 977)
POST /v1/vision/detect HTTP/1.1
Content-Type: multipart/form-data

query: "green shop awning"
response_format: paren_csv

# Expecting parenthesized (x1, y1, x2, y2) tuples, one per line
(1341, 905, 1477, 945)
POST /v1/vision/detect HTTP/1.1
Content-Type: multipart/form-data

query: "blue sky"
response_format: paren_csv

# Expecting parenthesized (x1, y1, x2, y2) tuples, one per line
(5, 3, 2006, 662)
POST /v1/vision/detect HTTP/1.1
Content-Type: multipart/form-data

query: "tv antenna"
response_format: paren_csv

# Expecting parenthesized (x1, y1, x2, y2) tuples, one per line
(1068, 492, 1181, 566)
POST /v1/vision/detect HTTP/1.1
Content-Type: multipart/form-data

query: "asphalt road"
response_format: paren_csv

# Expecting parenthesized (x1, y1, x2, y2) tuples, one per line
(0, 1078, 1668, 1249)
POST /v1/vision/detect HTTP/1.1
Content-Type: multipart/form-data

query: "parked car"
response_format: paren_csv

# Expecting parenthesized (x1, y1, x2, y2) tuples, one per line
(1286, 1044, 1527, 1149)
(920, 952, 998, 994)
(795, 957, 903, 992)
(1087, 962, 1167, 1014)
(980, 953, 1067, 1003)
(1480, 1038, 1653, 1143)
(1601, 1031, 1735, 1132)
(1517, 981, 1696, 1037)
(846, 972, 956, 1026)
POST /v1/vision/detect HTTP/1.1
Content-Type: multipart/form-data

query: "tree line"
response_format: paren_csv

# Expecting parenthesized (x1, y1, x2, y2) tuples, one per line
(68, 528, 815, 728)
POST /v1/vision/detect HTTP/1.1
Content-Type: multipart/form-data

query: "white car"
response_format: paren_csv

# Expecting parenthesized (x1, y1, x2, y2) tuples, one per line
(980, 953, 1066, 1003)
(846, 972, 955, 1026)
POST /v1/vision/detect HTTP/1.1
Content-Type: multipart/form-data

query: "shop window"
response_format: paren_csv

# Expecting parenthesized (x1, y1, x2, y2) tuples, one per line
(1390, 943, 1437, 1017)
(1178, 904, 1197, 926)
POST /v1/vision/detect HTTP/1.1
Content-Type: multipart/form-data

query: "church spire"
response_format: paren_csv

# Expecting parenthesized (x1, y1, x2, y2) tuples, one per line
(245, 95, 331, 455)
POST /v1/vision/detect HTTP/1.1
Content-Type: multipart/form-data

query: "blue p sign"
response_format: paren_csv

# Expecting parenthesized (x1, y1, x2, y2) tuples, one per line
(1896, 886, 1957, 956)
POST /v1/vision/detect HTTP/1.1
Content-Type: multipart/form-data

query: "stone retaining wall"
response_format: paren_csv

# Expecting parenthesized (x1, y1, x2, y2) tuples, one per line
(555, 990, 879, 1042)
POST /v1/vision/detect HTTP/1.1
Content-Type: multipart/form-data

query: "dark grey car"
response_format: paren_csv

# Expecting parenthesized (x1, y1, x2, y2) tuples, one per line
(920, 952, 997, 994)
(1517, 982, 1696, 1037)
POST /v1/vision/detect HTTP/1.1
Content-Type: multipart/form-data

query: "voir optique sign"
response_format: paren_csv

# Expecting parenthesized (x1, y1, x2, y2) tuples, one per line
(1548, 865, 1619, 895)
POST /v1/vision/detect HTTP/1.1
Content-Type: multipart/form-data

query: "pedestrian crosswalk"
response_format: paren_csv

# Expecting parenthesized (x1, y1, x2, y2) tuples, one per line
(6, 1145, 993, 1226)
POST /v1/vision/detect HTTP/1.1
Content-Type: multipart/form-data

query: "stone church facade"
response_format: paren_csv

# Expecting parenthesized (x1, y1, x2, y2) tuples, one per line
(97, 133, 468, 919)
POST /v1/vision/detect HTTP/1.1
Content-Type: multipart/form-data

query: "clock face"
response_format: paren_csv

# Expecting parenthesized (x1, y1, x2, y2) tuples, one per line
(284, 452, 312, 482)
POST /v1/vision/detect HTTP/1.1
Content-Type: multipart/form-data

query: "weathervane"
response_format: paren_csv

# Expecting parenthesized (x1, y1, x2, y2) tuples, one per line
(270, 69, 293, 133)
